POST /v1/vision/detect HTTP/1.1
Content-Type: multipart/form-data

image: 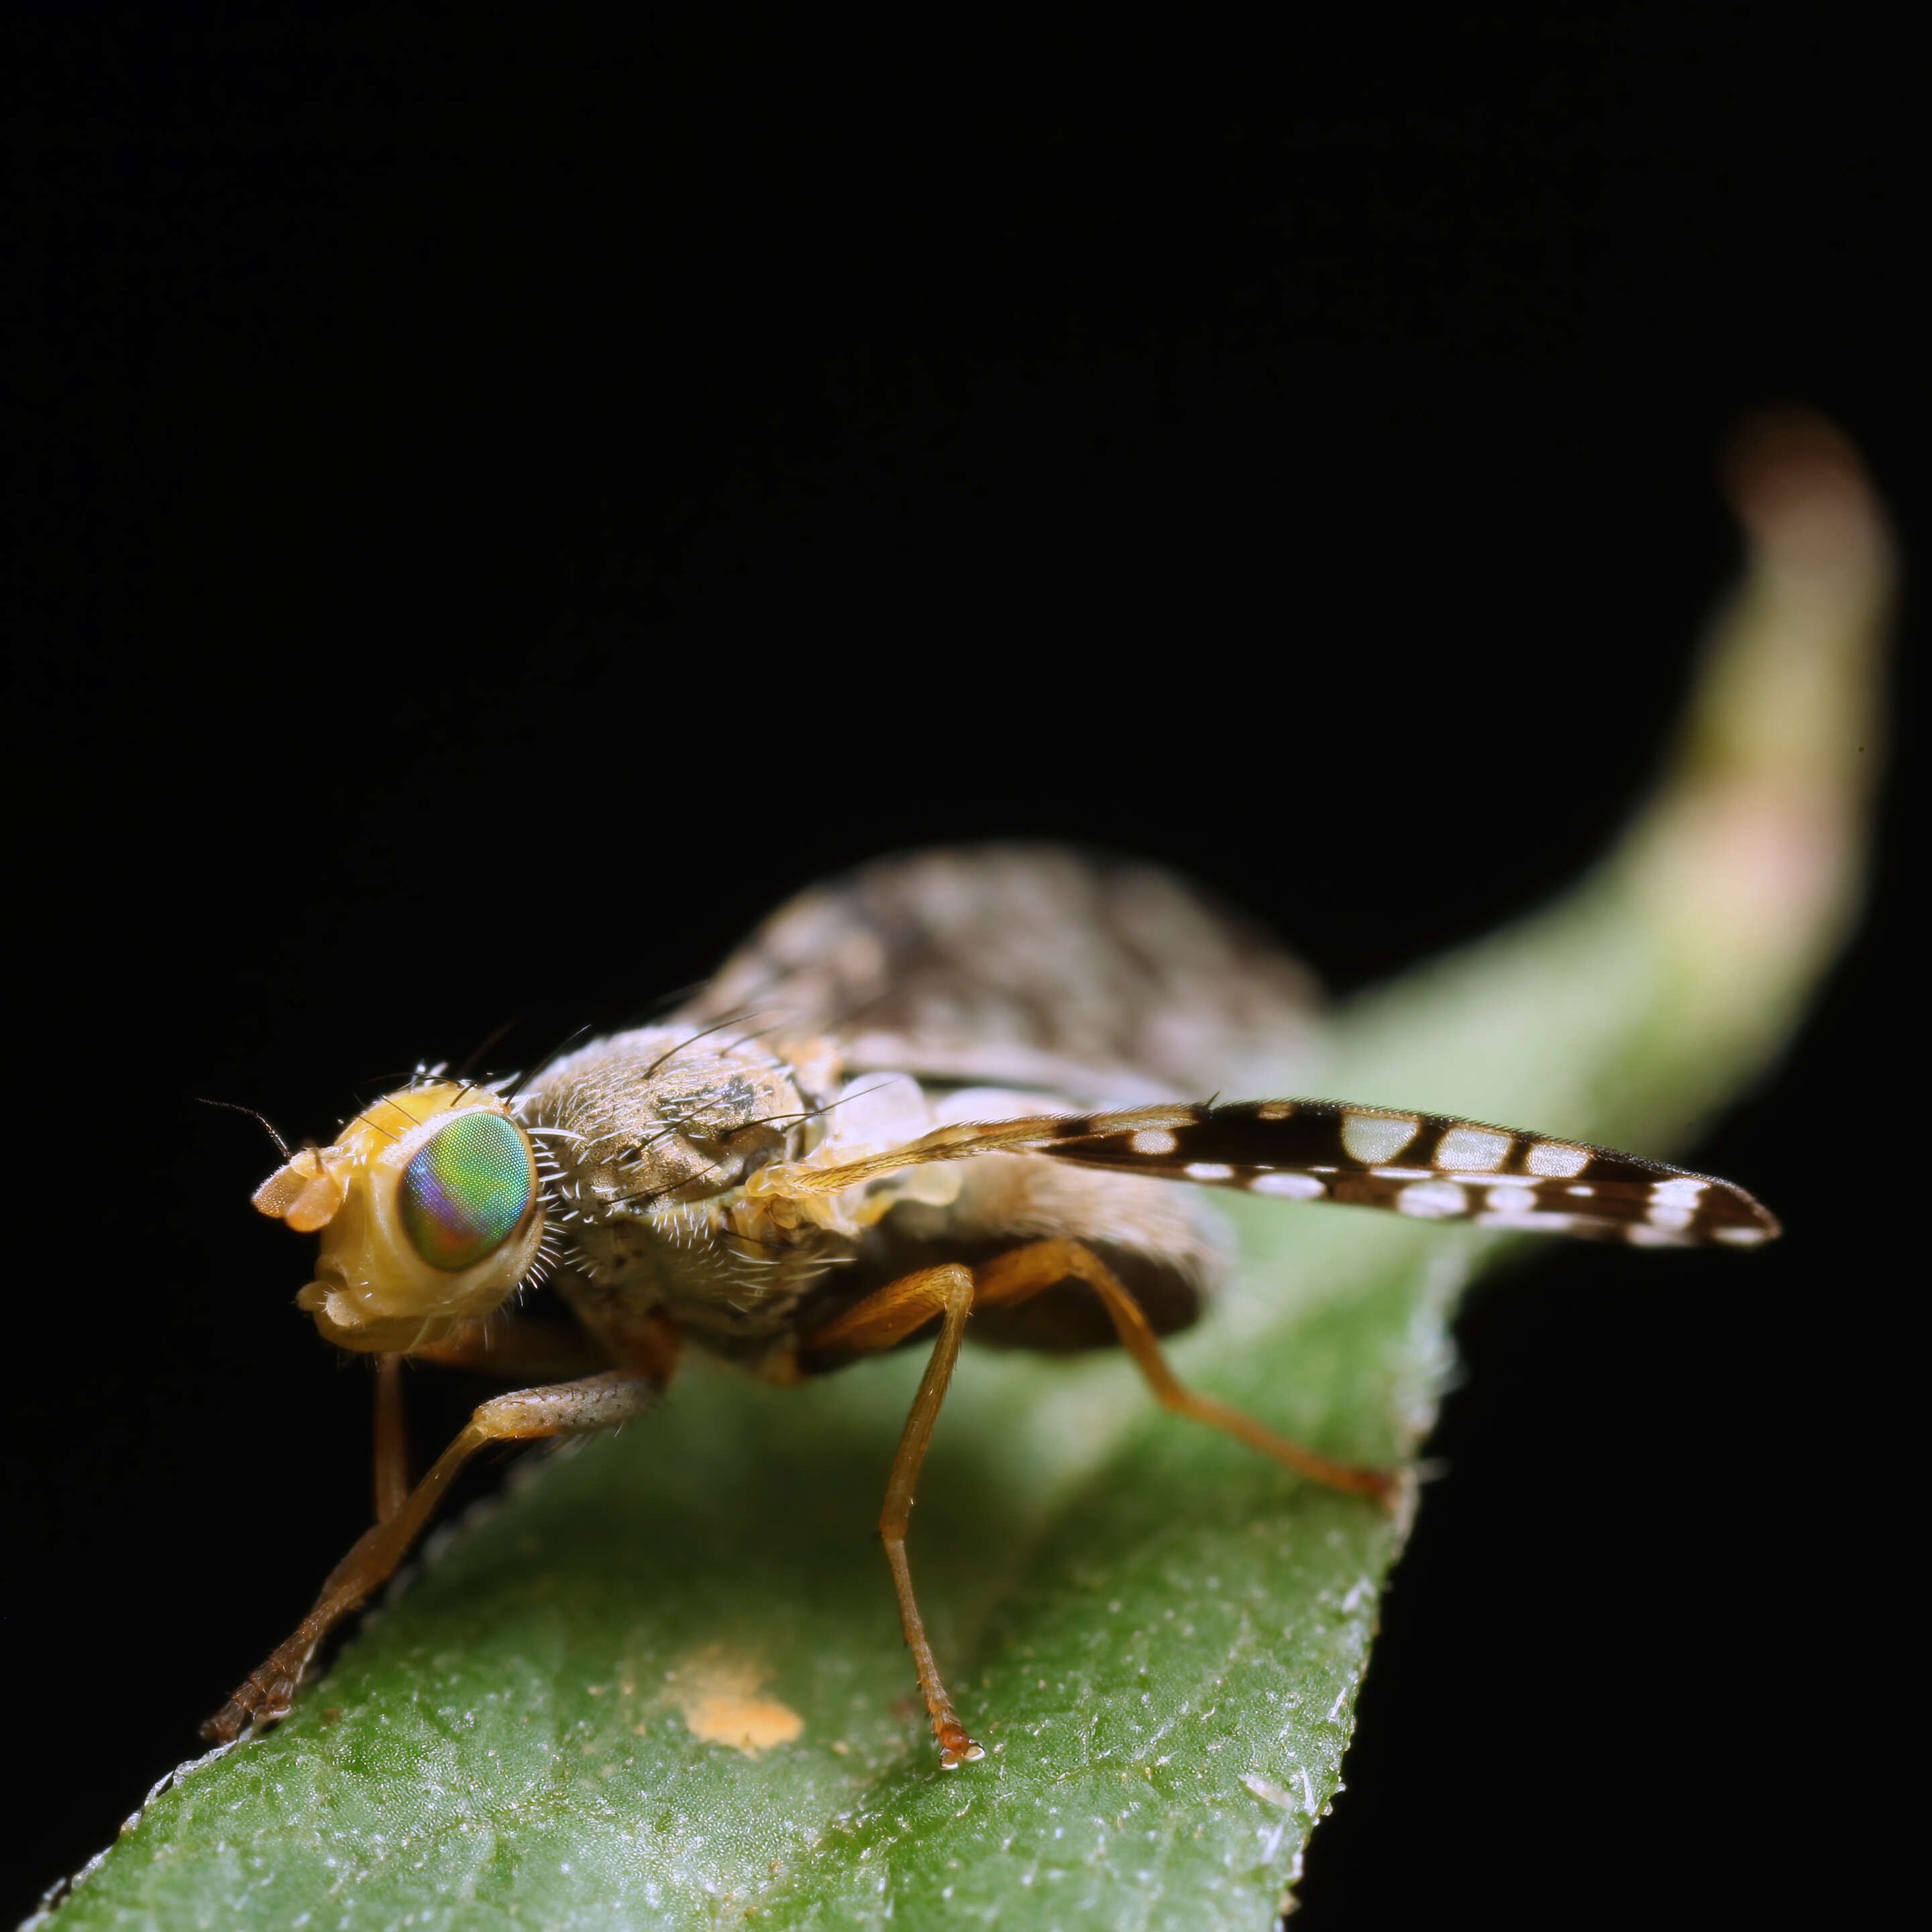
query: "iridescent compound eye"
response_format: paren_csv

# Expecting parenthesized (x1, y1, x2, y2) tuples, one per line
(398, 1112, 535, 1272)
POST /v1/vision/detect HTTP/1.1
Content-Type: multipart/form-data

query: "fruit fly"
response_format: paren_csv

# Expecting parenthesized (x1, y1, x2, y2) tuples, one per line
(207, 846, 1778, 1767)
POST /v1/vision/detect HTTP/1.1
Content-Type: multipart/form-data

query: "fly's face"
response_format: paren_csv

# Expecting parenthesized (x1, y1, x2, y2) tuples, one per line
(252, 1081, 547, 1352)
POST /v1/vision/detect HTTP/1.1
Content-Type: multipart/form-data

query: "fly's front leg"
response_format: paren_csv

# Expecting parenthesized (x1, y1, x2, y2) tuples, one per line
(407, 1313, 616, 1383)
(373, 1354, 410, 1524)
(372, 1319, 624, 1525)
(802, 1267, 985, 1768)
(976, 1240, 1396, 1501)
(203, 1370, 658, 1742)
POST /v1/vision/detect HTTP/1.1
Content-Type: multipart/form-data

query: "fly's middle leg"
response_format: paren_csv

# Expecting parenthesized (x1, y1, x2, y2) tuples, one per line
(801, 1265, 983, 1767)
(797, 1238, 1398, 1768)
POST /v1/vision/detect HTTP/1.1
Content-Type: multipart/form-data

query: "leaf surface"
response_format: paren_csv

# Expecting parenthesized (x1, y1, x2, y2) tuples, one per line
(40, 420, 1888, 1931)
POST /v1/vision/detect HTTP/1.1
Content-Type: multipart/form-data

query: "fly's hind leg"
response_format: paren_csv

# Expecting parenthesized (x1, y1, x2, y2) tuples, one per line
(203, 1369, 659, 1743)
(975, 1240, 1396, 1502)
(801, 1266, 984, 1767)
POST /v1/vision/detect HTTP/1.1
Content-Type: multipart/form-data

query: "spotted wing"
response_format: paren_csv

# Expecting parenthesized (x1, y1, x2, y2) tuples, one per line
(752, 1099, 1779, 1248)
(676, 844, 1326, 1107)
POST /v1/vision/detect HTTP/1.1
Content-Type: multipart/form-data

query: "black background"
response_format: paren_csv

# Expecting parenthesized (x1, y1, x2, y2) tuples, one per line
(5, 12, 1913, 1927)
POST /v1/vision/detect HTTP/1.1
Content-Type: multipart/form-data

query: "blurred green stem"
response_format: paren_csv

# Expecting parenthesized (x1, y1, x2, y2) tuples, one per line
(1336, 409, 1893, 1150)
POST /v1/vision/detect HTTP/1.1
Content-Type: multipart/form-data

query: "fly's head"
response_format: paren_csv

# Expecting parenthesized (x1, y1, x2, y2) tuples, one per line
(252, 1081, 547, 1352)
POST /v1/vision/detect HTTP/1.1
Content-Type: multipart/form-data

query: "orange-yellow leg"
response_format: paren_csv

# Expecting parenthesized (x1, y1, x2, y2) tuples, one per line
(797, 1239, 1395, 1766)
(407, 1314, 618, 1383)
(803, 1265, 985, 1768)
(373, 1353, 411, 1524)
(203, 1370, 657, 1743)
(375, 1318, 629, 1525)
(975, 1240, 1395, 1501)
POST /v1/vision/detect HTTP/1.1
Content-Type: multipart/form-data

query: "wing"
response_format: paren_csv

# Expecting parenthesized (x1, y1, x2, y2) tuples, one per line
(676, 844, 1326, 1107)
(748, 1099, 1779, 1248)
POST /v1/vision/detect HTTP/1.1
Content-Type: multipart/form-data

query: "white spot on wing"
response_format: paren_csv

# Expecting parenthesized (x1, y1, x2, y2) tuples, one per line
(1525, 1141, 1591, 1178)
(1650, 1177, 1708, 1206)
(1089, 1104, 1196, 1134)
(1397, 1179, 1468, 1219)
(1130, 1128, 1179, 1155)
(1474, 1209, 1583, 1234)
(1251, 1172, 1326, 1199)
(1485, 1184, 1538, 1214)
(1186, 1162, 1234, 1181)
(1435, 1126, 1511, 1171)
(1340, 1112, 1419, 1165)
(1626, 1222, 1691, 1246)
(1647, 1204, 1696, 1232)
(1713, 1225, 1770, 1246)
(1256, 1101, 1295, 1120)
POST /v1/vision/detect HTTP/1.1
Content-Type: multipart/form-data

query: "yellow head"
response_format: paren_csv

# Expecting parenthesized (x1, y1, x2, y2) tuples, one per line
(251, 1081, 545, 1352)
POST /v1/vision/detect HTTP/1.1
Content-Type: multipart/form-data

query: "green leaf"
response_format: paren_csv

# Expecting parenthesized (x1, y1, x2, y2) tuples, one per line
(39, 415, 1890, 1931)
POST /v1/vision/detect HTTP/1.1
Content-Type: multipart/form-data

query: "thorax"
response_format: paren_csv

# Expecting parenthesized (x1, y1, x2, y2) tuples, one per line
(515, 1026, 961, 1358)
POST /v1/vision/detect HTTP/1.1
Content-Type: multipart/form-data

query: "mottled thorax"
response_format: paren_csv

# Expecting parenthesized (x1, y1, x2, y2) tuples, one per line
(517, 1024, 852, 1350)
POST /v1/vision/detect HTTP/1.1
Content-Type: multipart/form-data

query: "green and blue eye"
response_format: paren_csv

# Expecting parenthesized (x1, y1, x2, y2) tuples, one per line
(398, 1112, 535, 1272)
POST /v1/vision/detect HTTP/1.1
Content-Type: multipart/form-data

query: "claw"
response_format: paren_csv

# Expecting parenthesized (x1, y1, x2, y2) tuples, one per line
(200, 1664, 299, 1743)
(936, 1723, 985, 1769)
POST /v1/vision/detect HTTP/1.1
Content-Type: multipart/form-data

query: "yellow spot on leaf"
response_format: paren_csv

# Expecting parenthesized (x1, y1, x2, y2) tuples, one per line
(668, 1648, 804, 1756)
